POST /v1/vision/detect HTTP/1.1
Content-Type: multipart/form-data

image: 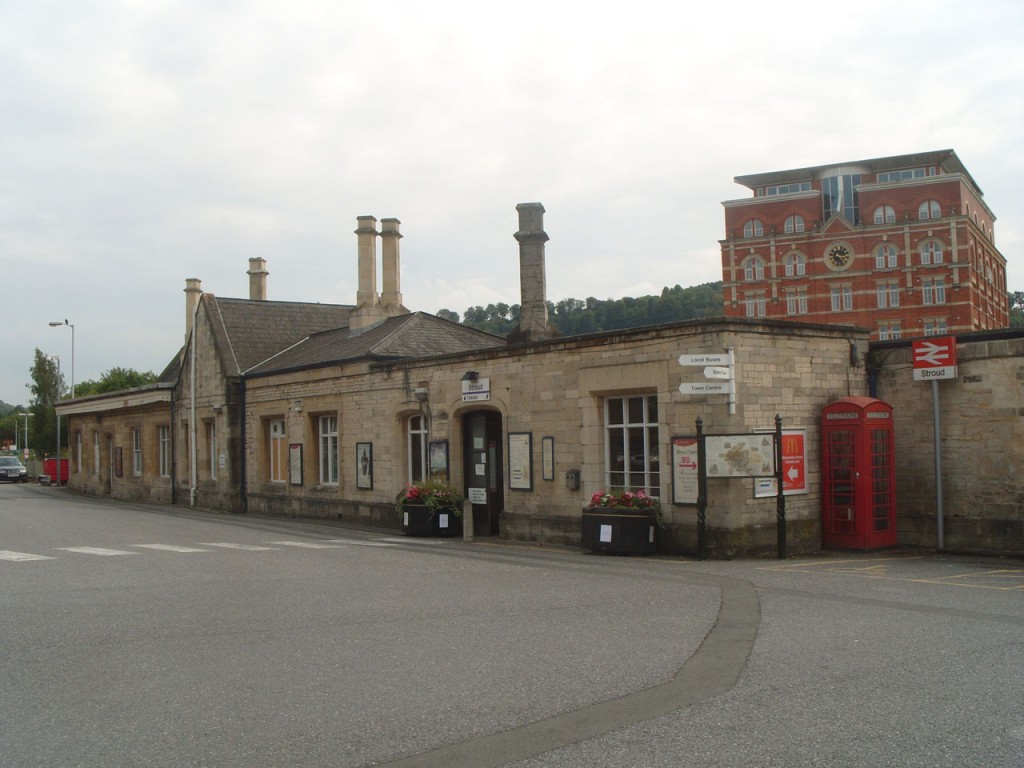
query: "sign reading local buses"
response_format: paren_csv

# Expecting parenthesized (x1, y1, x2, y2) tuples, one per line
(912, 336, 957, 381)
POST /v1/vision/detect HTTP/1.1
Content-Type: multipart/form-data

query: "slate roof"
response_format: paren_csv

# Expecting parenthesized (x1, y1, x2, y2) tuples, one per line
(245, 311, 506, 376)
(204, 296, 355, 377)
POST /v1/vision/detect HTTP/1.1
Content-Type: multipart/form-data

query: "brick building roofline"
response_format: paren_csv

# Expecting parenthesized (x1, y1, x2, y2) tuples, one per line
(733, 149, 981, 197)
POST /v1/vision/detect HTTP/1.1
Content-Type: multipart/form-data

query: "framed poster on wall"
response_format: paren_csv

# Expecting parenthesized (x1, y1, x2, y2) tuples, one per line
(429, 440, 449, 483)
(541, 436, 555, 481)
(289, 443, 303, 486)
(508, 432, 533, 490)
(356, 442, 373, 489)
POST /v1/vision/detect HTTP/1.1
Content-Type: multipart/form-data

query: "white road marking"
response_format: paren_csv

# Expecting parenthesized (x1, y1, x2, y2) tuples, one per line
(266, 540, 343, 549)
(132, 544, 212, 553)
(323, 538, 398, 548)
(0, 550, 55, 562)
(200, 542, 279, 551)
(59, 547, 138, 556)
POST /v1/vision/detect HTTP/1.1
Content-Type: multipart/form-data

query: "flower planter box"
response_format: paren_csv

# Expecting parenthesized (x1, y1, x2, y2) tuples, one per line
(581, 507, 657, 555)
(401, 504, 462, 537)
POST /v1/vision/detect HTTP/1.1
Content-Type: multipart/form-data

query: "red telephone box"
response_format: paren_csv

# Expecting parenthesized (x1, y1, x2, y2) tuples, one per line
(821, 397, 896, 550)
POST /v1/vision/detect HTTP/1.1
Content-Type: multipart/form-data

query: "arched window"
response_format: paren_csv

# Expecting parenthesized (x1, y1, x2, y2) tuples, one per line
(918, 200, 941, 220)
(920, 240, 944, 266)
(744, 256, 765, 282)
(743, 219, 764, 238)
(784, 215, 805, 234)
(874, 243, 899, 269)
(783, 252, 806, 277)
(873, 205, 896, 224)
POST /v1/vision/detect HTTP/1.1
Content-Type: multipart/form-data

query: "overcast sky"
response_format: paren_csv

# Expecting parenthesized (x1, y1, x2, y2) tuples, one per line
(3, 0, 1023, 406)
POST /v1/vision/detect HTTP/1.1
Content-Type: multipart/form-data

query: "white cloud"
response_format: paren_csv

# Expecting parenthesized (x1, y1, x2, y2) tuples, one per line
(2, 0, 1023, 403)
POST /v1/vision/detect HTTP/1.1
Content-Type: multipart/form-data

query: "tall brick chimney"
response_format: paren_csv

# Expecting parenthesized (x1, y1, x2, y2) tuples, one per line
(513, 202, 551, 342)
(184, 278, 202, 342)
(351, 215, 385, 332)
(247, 257, 269, 300)
(380, 218, 404, 312)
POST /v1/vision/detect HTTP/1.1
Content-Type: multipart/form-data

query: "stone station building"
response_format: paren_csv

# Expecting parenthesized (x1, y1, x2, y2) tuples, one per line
(57, 203, 1023, 557)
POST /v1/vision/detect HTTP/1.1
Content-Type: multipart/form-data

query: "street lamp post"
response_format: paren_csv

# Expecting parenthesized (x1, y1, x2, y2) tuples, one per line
(48, 319, 75, 398)
(47, 354, 61, 485)
(20, 412, 32, 459)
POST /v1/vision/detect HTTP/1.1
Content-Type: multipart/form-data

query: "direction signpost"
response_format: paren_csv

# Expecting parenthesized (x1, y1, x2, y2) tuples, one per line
(679, 350, 735, 414)
(913, 336, 957, 549)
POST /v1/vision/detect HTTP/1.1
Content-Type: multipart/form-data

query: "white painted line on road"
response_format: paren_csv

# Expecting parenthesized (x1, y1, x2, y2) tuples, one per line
(0, 550, 55, 562)
(200, 542, 279, 551)
(266, 540, 343, 549)
(59, 547, 139, 556)
(323, 539, 399, 548)
(132, 544, 212, 553)
(378, 537, 447, 545)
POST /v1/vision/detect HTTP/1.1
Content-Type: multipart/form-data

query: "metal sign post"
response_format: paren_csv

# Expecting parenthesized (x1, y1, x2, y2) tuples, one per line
(775, 414, 786, 559)
(912, 336, 957, 550)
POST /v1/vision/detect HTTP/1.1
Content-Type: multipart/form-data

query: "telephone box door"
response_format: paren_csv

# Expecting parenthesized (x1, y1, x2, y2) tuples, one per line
(821, 397, 896, 550)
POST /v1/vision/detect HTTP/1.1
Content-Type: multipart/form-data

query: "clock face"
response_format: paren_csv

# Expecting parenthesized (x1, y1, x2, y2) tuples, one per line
(825, 242, 852, 270)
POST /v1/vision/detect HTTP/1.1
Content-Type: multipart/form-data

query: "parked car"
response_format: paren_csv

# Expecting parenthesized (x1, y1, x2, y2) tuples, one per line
(0, 456, 28, 482)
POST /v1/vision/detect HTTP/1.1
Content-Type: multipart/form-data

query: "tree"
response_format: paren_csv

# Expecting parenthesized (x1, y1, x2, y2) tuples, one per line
(75, 367, 158, 396)
(1009, 291, 1024, 328)
(27, 349, 65, 457)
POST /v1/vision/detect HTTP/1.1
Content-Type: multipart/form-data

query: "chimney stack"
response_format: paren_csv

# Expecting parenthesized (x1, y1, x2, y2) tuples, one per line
(247, 257, 269, 300)
(184, 278, 202, 342)
(514, 202, 551, 342)
(355, 216, 380, 310)
(351, 215, 385, 332)
(380, 218, 404, 312)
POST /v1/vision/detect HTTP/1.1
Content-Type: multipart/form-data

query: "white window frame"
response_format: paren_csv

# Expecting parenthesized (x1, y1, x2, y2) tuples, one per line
(920, 240, 944, 266)
(745, 293, 766, 317)
(875, 243, 899, 269)
(786, 289, 808, 315)
(873, 205, 896, 224)
(207, 419, 217, 480)
(783, 252, 806, 276)
(603, 395, 659, 497)
(319, 415, 339, 485)
(269, 419, 287, 483)
(830, 286, 853, 312)
(158, 425, 171, 478)
(879, 322, 901, 340)
(743, 219, 764, 238)
(407, 414, 428, 484)
(132, 428, 142, 477)
(918, 200, 941, 220)
(93, 431, 100, 476)
(876, 281, 900, 309)
(744, 257, 765, 282)
(784, 215, 805, 234)
(923, 277, 946, 305)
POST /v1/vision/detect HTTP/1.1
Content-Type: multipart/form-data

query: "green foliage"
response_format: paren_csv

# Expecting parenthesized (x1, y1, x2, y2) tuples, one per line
(1009, 291, 1024, 328)
(396, 480, 465, 517)
(439, 282, 723, 337)
(75, 367, 158, 397)
(27, 349, 64, 456)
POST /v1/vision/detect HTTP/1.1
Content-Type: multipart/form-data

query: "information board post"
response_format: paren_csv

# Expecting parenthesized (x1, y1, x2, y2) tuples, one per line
(775, 414, 786, 560)
(695, 417, 707, 561)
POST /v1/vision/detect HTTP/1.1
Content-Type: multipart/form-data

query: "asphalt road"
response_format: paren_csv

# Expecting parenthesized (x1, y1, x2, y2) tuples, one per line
(1, 483, 1022, 767)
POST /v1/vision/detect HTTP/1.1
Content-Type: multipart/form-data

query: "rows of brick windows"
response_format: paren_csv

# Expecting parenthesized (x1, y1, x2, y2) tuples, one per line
(741, 196, 950, 239)
(741, 239, 947, 283)
(743, 278, 948, 316)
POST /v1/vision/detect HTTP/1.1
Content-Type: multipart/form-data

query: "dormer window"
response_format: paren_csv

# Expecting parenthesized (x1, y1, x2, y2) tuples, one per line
(743, 219, 764, 238)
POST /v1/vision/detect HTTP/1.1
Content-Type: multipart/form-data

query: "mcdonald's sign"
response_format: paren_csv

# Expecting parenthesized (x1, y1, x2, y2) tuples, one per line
(755, 429, 808, 497)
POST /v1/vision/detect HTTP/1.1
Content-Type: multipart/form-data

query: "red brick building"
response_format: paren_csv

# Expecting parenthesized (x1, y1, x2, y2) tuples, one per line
(720, 150, 1008, 339)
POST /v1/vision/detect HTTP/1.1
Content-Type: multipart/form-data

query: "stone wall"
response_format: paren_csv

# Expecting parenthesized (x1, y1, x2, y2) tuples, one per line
(872, 331, 1024, 553)
(243, 318, 868, 558)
